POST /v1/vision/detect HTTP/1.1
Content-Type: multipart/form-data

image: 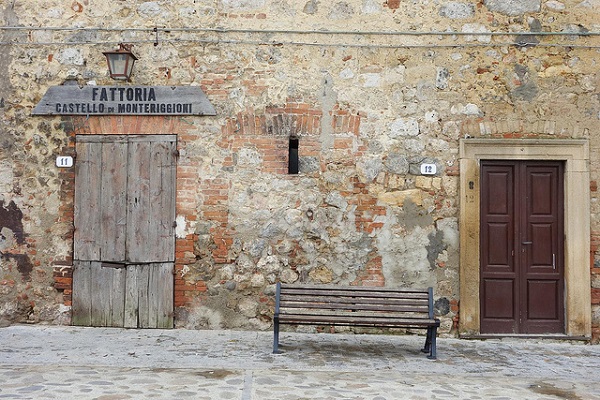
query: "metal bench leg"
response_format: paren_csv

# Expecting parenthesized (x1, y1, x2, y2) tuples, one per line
(273, 320, 280, 354)
(422, 328, 432, 354)
(427, 327, 437, 360)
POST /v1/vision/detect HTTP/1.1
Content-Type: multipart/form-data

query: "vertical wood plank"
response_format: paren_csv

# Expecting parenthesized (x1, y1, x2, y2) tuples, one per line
(146, 142, 161, 263)
(88, 261, 125, 327)
(124, 264, 140, 328)
(127, 141, 151, 263)
(148, 264, 160, 328)
(100, 139, 128, 262)
(163, 140, 177, 261)
(74, 139, 102, 261)
(90, 261, 110, 327)
(148, 142, 164, 262)
(110, 266, 126, 327)
(157, 262, 174, 328)
(137, 264, 151, 328)
(148, 140, 177, 262)
(71, 261, 92, 326)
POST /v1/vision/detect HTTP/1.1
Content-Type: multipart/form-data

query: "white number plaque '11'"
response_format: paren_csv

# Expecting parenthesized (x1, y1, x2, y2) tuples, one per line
(56, 156, 73, 168)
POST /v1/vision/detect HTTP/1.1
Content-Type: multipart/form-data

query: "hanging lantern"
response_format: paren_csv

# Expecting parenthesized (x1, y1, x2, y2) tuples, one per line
(103, 43, 138, 80)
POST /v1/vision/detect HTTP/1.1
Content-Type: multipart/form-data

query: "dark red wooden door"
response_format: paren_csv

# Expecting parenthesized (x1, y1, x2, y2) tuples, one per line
(480, 161, 564, 334)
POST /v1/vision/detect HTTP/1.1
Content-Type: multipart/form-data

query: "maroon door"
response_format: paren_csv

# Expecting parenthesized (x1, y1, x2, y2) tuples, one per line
(480, 161, 564, 334)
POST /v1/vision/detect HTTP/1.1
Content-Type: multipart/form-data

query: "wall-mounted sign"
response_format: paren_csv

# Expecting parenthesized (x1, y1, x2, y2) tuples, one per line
(420, 163, 437, 175)
(56, 156, 73, 168)
(33, 85, 216, 116)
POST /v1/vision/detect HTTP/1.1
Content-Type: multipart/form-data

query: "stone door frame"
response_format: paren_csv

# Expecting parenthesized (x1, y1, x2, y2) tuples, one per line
(459, 139, 591, 338)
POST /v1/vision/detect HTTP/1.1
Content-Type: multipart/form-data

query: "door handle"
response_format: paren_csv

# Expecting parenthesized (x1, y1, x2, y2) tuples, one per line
(553, 253, 556, 270)
(522, 241, 532, 245)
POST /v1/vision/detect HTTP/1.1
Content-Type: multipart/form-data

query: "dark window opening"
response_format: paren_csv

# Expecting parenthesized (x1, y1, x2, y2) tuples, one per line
(288, 137, 299, 174)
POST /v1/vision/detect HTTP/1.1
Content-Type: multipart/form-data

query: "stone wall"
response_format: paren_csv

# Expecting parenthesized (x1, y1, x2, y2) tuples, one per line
(0, 1, 599, 340)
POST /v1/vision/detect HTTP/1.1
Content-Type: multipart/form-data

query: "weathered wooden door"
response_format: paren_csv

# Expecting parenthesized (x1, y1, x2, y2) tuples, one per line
(72, 135, 176, 328)
(480, 160, 564, 334)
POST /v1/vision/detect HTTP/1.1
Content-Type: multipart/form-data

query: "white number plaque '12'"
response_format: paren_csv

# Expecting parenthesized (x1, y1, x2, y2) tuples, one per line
(420, 163, 437, 175)
(56, 156, 73, 168)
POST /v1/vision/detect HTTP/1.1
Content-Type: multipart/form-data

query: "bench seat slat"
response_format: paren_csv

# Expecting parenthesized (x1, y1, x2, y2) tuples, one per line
(279, 310, 431, 320)
(278, 314, 439, 327)
(279, 302, 429, 314)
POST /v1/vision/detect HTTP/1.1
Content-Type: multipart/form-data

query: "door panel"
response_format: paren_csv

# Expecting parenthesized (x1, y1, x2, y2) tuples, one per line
(527, 280, 559, 319)
(480, 164, 518, 332)
(72, 260, 126, 327)
(530, 224, 553, 267)
(482, 279, 515, 318)
(71, 260, 92, 326)
(481, 161, 564, 334)
(73, 135, 176, 328)
(75, 136, 129, 262)
(73, 141, 104, 261)
(124, 263, 174, 329)
(487, 172, 511, 215)
(520, 163, 564, 333)
(126, 138, 176, 263)
(487, 223, 511, 267)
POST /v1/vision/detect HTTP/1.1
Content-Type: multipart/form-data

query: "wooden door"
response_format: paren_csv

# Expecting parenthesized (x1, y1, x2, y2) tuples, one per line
(72, 135, 176, 328)
(480, 161, 564, 334)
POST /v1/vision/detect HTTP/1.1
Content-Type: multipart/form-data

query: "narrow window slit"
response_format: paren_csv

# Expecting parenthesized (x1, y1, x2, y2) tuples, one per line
(288, 137, 299, 175)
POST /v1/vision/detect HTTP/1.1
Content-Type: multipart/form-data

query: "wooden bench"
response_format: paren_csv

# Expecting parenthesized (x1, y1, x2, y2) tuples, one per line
(273, 283, 441, 359)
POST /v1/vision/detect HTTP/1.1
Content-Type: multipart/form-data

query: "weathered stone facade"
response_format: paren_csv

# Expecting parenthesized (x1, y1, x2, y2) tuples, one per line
(0, 1, 599, 341)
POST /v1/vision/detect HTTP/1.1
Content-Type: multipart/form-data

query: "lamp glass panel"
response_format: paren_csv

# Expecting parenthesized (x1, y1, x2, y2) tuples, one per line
(109, 54, 128, 78)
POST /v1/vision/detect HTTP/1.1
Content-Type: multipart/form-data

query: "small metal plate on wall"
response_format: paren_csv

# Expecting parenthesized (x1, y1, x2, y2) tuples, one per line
(101, 262, 127, 269)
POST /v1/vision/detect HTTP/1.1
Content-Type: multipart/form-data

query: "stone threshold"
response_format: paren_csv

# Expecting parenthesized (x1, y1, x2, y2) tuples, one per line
(460, 334, 590, 342)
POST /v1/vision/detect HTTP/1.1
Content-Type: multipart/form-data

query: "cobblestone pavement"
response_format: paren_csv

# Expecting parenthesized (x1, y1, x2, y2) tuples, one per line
(0, 325, 599, 399)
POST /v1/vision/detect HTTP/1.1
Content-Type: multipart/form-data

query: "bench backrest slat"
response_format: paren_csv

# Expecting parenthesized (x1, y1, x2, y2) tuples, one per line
(281, 290, 429, 301)
(280, 294, 429, 305)
(280, 285, 429, 294)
